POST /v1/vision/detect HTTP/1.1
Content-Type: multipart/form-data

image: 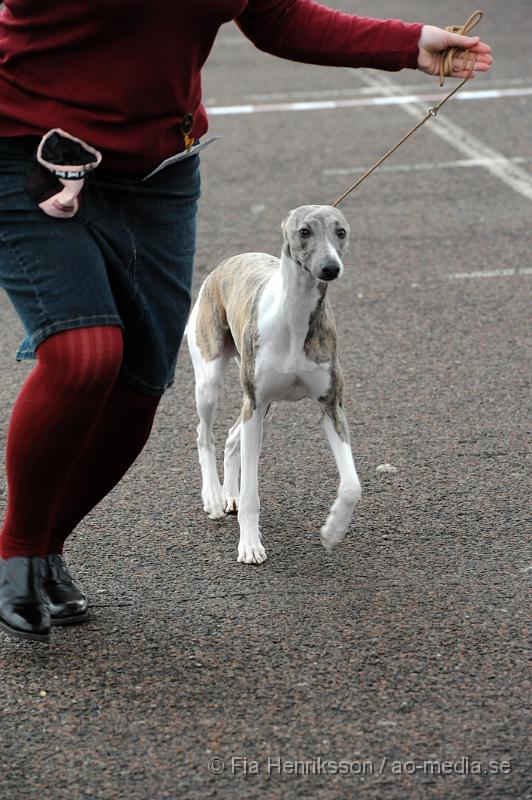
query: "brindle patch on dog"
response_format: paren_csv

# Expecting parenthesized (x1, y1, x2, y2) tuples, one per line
(304, 284, 337, 364)
(319, 360, 350, 443)
(303, 285, 349, 442)
(194, 274, 230, 362)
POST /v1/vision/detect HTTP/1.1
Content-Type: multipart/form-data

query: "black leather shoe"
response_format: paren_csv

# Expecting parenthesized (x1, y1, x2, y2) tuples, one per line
(0, 556, 51, 642)
(45, 553, 89, 625)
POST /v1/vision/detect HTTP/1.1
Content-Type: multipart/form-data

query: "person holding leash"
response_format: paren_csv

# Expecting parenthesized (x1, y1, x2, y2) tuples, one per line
(0, 1, 492, 642)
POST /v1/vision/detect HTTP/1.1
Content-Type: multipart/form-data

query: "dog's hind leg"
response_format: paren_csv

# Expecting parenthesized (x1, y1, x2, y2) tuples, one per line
(319, 401, 362, 552)
(237, 401, 268, 564)
(193, 353, 229, 519)
(223, 414, 241, 514)
(187, 294, 230, 520)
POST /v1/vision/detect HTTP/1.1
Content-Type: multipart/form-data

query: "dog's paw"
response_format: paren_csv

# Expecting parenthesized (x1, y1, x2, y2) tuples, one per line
(320, 490, 359, 552)
(237, 541, 267, 565)
(320, 505, 348, 551)
(224, 495, 239, 515)
(320, 518, 348, 553)
(204, 504, 225, 520)
(202, 484, 225, 520)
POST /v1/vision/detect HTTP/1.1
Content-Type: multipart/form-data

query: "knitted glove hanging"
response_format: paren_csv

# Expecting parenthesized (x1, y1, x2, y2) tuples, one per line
(26, 129, 102, 219)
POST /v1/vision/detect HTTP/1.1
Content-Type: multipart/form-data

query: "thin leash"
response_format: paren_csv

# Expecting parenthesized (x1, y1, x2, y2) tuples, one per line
(331, 10, 484, 208)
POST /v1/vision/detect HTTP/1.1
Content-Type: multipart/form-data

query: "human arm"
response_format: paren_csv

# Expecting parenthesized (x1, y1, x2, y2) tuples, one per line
(236, 0, 422, 72)
(236, 0, 492, 77)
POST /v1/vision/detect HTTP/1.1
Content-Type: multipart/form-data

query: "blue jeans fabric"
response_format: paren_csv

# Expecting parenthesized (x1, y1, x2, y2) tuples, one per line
(0, 136, 200, 395)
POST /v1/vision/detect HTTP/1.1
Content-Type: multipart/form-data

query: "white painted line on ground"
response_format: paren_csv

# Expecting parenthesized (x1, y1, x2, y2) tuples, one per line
(449, 268, 532, 279)
(204, 83, 437, 105)
(324, 156, 530, 177)
(458, 87, 532, 101)
(204, 78, 527, 106)
(355, 70, 532, 202)
(206, 86, 532, 116)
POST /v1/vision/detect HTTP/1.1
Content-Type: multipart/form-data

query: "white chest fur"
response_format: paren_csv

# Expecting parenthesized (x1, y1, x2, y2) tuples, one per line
(253, 272, 332, 405)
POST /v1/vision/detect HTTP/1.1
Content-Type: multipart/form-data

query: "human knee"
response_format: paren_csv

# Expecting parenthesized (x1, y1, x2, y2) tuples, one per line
(36, 325, 123, 393)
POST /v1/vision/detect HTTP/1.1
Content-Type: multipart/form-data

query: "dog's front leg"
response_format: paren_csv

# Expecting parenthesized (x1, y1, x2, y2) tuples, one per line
(237, 402, 267, 565)
(319, 403, 362, 552)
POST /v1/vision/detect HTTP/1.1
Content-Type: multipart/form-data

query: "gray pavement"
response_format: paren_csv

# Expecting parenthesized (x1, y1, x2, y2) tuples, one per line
(0, 1, 530, 798)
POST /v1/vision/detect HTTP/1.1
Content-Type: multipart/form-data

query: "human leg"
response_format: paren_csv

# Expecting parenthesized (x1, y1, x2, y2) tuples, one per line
(0, 325, 124, 558)
(46, 375, 160, 555)
(0, 324, 123, 639)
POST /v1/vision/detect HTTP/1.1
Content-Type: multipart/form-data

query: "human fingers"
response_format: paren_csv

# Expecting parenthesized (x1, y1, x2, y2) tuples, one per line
(452, 52, 493, 73)
(468, 40, 492, 55)
(445, 32, 481, 51)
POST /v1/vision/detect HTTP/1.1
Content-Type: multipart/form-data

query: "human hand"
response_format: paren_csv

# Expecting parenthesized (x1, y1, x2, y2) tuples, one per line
(417, 25, 493, 80)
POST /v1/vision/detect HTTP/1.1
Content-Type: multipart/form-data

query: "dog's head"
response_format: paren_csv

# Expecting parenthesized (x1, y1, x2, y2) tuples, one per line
(281, 205, 350, 283)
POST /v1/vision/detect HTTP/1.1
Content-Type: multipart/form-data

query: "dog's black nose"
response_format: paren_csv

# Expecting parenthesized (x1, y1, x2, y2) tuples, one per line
(320, 264, 341, 281)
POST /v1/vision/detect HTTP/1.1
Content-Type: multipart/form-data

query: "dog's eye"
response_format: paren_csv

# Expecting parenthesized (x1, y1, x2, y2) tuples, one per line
(336, 228, 347, 239)
(299, 227, 311, 238)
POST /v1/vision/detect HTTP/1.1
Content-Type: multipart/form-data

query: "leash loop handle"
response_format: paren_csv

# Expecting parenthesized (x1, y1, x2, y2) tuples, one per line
(440, 9, 483, 86)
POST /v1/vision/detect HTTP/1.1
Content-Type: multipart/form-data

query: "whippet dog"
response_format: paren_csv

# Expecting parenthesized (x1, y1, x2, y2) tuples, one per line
(186, 205, 361, 564)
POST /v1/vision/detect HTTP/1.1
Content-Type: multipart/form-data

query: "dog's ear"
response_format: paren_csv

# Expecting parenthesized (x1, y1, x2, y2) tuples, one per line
(280, 211, 290, 240)
(281, 209, 295, 258)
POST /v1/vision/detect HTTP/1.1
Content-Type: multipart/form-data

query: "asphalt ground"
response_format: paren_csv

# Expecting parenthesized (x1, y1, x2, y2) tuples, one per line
(0, 1, 530, 798)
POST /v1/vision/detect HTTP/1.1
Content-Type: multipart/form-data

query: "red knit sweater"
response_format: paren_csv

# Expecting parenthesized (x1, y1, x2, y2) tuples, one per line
(0, 1, 422, 174)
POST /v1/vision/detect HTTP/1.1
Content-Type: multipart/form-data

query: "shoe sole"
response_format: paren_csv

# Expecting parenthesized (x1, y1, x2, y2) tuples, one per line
(0, 619, 50, 642)
(50, 611, 90, 626)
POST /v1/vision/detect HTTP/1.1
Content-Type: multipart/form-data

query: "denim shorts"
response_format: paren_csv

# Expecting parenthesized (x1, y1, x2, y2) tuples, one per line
(0, 136, 201, 395)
